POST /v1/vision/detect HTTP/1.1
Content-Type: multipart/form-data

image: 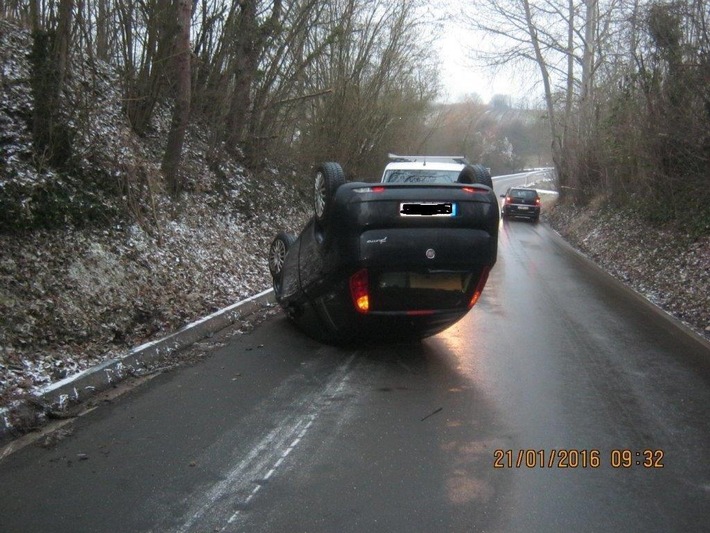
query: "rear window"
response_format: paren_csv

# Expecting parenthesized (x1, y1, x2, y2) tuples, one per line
(509, 189, 537, 199)
(383, 169, 461, 184)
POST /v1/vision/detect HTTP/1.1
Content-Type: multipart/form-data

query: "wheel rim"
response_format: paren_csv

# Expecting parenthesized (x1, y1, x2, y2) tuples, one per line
(314, 172, 326, 219)
(269, 238, 287, 275)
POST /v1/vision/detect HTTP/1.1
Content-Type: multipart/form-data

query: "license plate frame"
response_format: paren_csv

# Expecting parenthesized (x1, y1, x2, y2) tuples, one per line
(400, 202, 456, 217)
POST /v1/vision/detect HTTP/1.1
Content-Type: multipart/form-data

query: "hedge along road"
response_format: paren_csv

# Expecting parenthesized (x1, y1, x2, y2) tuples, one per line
(0, 175, 709, 532)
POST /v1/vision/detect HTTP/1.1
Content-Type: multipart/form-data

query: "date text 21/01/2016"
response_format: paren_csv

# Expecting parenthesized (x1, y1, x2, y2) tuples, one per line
(493, 449, 665, 469)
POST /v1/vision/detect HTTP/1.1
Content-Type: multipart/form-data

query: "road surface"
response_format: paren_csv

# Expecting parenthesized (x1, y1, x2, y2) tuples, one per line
(1, 172, 708, 532)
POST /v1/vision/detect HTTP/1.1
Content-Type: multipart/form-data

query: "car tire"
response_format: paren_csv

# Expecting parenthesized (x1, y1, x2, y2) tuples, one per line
(457, 164, 493, 189)
(314, 162, 345, 227)
(269, 232, 296, 287)
(457, 165, 475, 184)
(471, 164, 494, 188)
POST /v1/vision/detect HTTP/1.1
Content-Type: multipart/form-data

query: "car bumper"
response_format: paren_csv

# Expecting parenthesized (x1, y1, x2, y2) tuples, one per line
(503, 205, 540, 218)
(311, 296, 470, 343)
(297, 267, 489, 343)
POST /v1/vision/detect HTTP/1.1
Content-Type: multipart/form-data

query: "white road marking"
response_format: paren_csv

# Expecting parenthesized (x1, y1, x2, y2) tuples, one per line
(172, 353, 356, 533)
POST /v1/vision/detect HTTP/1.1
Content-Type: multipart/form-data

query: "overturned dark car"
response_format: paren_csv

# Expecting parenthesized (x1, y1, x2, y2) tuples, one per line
(268, 159, 499, 343)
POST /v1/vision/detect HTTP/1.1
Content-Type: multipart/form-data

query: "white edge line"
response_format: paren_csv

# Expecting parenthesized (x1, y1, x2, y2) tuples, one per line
(36, 288, 274, 397)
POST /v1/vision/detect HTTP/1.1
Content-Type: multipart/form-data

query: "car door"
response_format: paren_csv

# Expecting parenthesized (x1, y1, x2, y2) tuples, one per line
(297, 219, 328, 296)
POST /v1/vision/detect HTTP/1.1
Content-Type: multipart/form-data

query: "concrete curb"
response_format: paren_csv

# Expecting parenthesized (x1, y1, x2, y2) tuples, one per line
(0, 289, 275, 444)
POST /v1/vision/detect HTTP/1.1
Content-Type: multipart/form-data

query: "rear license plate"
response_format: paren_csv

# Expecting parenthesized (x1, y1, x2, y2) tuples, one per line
(400, 202, 456, 216)
(517, 206, 529, 210)
(408, 273, 464, 291)
(379, 272, 466, 292)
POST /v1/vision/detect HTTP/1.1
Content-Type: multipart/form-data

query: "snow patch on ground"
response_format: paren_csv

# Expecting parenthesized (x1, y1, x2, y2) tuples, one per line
(0, 191, 309, 405)
(545, 202, 709, 340)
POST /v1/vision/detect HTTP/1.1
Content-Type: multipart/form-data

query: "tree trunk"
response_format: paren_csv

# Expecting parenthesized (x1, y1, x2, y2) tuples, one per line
(521, 0, 564, 181)
(562, 0, 578, 198)
(581, 0, 597, 133)
(224, 0, 282, 162)
(162, 0, 192, 195)
(54, 0, 73, 90)
(96, 0, 110, 61)
(29, 0, 39, 32)
(125, 0, 174, 135)
(224, 0, 259, 153)
(29, 0, 73, 166)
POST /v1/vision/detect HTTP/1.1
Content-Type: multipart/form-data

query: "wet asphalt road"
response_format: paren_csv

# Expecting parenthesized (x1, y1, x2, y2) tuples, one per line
(1, 175, 709, 532)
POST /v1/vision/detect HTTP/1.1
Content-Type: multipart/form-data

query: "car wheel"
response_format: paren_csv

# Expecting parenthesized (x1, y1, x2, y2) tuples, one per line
(457, 165, 475, 184)
(471, 164, 494, 188)
(269, 232, 296, 283)
(314, 162, 345, 226)
(457, 164, 493, 189)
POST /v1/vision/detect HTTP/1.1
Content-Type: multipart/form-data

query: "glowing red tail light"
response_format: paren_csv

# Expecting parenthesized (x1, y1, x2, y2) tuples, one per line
(349, 269, 370, 314)
(535, 197, 541, 205)
(468, 266, 491, 309)
(372, 186, 386, 193)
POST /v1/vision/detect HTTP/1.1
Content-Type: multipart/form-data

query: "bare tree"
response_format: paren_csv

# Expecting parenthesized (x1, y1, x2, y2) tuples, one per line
(247, 0, 339, 161)
(55, 0, 73, 90)
(224, 0, 283, 157)
(122, 0, 176, 135)
(458, 0, 565, 181)
(95, 0, 111, 61)
(293, 0, 439, 177)
(161, 0, 192, 194)
(28, 0, 75, 166)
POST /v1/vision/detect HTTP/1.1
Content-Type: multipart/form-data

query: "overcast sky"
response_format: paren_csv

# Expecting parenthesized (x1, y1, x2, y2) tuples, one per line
(435, 27, 525, 104)
(427, 0, 542, 107)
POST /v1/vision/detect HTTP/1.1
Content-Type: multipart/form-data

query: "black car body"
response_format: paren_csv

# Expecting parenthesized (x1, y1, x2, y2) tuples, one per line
(269, 162, 499, 343)
(500, 187, 541, 222)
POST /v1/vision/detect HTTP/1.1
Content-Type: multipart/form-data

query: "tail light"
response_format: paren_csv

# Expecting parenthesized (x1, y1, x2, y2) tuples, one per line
(505, 196, 512, 204)
(468, 266, 491, 309)
(535, 197, 541, 206)
(349, 269, 370, 314)
(353, 186, 386, 193)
